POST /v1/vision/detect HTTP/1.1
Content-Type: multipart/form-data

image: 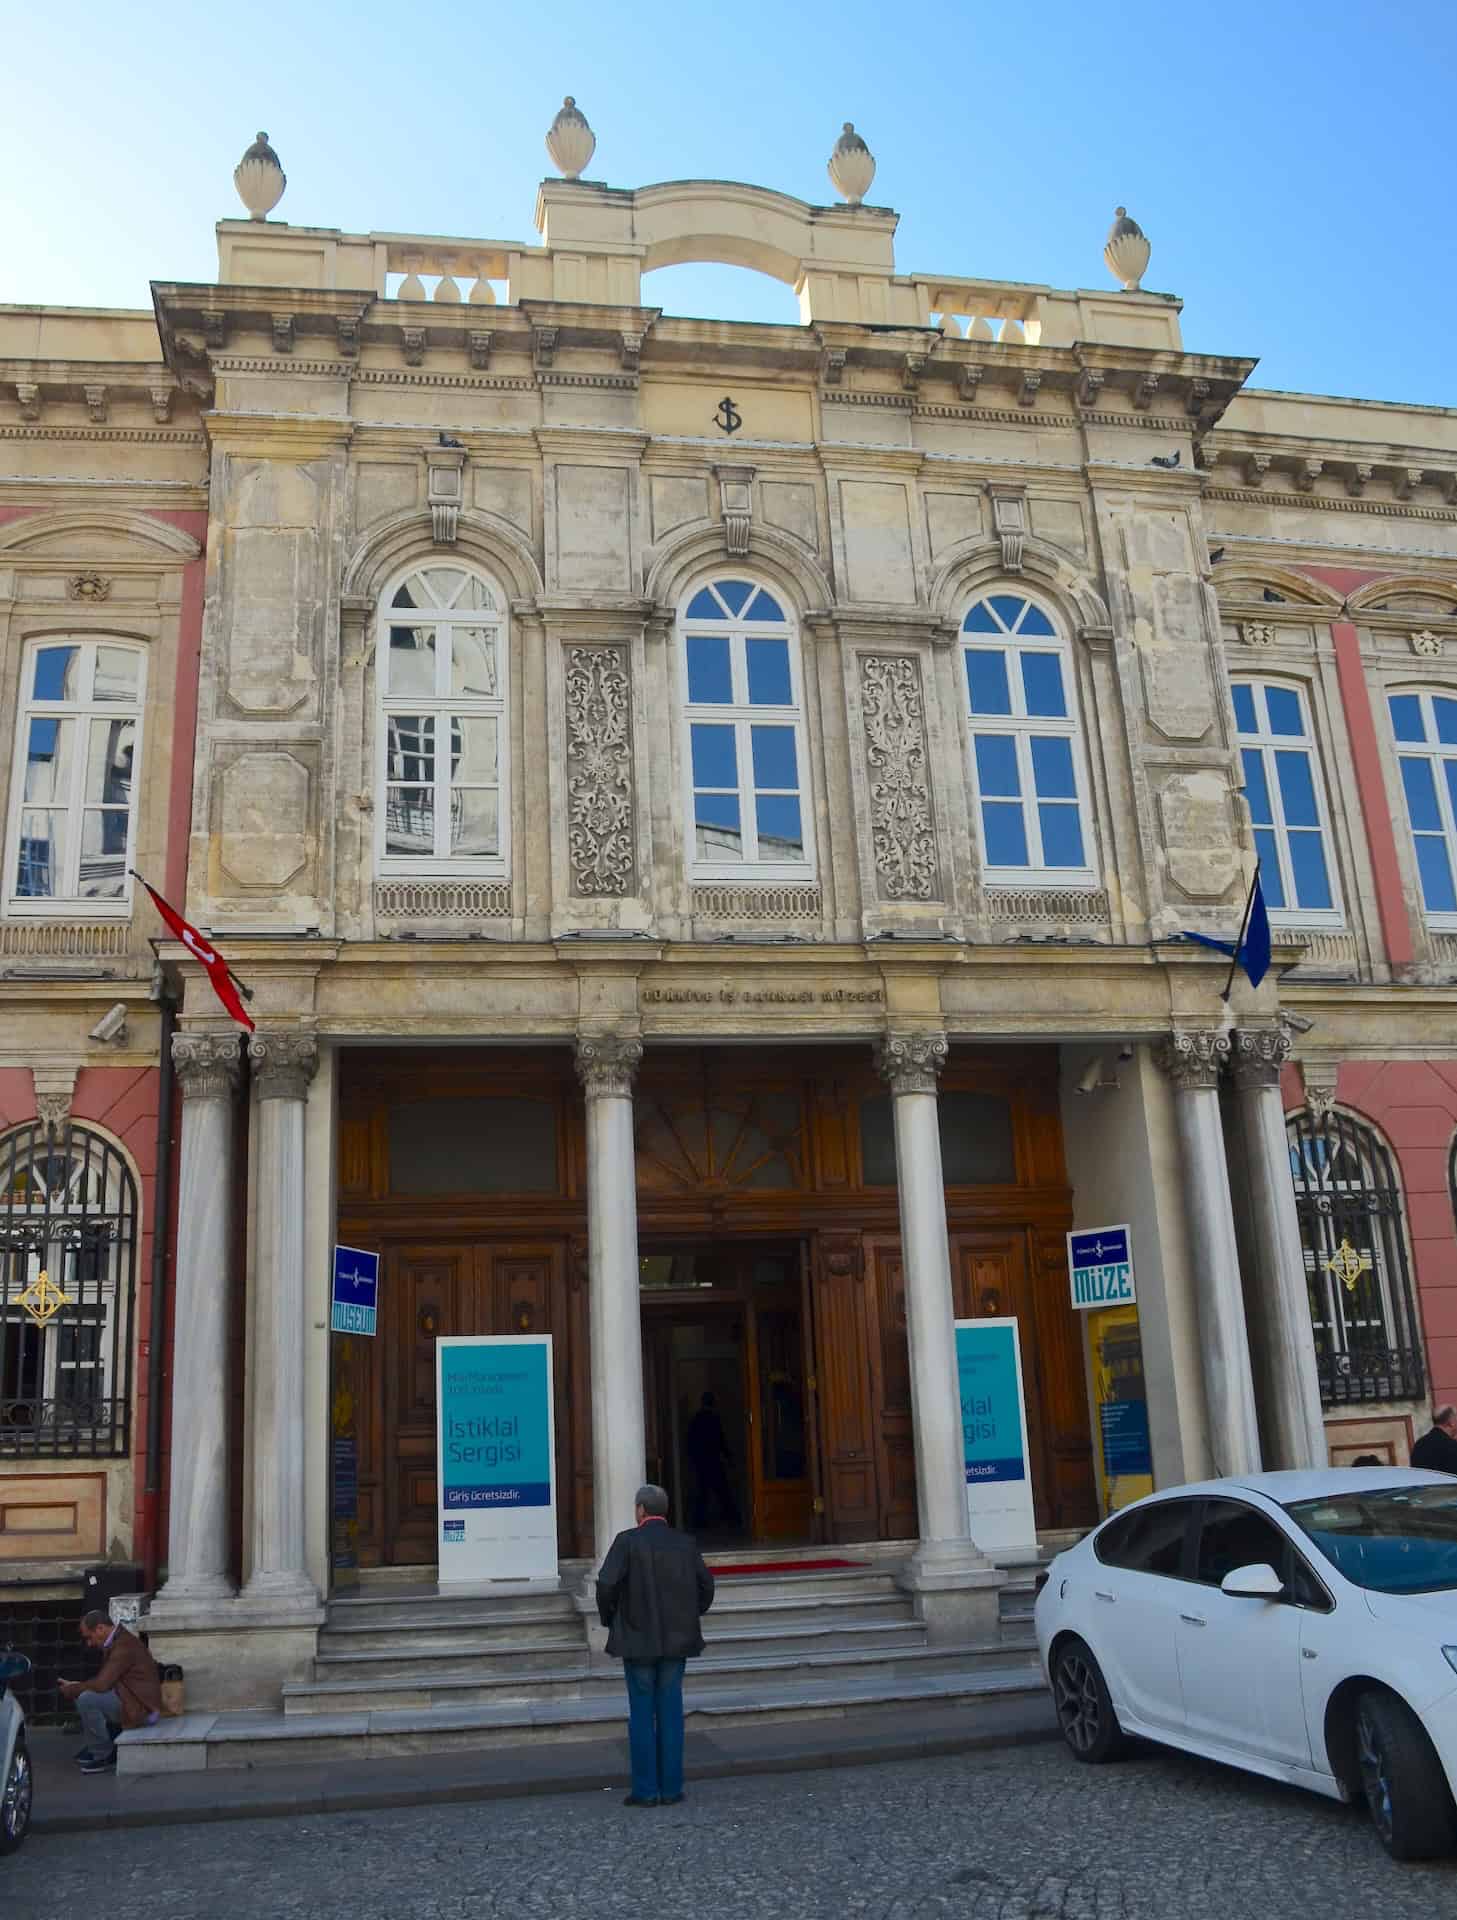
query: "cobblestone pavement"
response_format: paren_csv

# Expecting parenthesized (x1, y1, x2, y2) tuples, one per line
(6, 1739, 1454, 1919)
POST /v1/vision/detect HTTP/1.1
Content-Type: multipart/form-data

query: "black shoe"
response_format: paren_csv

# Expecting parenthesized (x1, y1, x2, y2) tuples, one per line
(660, 1793, 685, 1806)
(74, 1747, 98, 1765)
(622, 1794, 658, 1808)
(79, 1752, 117, 1774)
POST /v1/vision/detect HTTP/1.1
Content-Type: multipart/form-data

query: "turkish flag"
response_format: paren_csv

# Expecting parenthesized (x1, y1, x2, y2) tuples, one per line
(133, 874, 255, 1032)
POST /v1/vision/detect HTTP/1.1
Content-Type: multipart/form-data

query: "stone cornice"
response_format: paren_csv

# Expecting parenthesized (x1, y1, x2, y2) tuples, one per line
(200, 411, 353, 457)
(1206, 483, 1457, 524)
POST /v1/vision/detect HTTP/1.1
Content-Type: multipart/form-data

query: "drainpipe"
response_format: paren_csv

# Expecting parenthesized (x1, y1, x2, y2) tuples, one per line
(140, 990, 177, 1593)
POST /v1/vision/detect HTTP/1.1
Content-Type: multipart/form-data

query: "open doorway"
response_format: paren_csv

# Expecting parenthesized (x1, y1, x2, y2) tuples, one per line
(640, 1244, 815, 1547)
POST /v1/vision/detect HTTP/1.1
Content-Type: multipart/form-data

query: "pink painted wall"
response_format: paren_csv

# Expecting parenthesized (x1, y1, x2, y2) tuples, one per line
(1328, 621, 1415, 969)
(1286, 1061, 1457, 1415)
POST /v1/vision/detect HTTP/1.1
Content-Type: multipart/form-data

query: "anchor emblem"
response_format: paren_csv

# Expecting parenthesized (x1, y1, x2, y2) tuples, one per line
(714, 396, 742, 435)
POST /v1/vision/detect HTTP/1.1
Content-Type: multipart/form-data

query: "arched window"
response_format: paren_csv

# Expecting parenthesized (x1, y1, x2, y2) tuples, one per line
(678, 578, 812, 879)
(0, 1121, 138, 1456)
(1388, 688, 1457, 925)
(960, 592, 1092, 879)
(4, 638, 144, 914)
(1232, 679, 1341, 924)
(376, 563, 508, 876)
(1286, 1105, 1423, 1406)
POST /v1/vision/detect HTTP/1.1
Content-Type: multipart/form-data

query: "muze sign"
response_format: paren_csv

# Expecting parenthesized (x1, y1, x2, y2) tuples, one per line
(1067, 1224, 1135, 1310)
(435, 1335, 557, 1581)
(331, 1244, 379, 1336)
(954, 1317, 1036, 1554)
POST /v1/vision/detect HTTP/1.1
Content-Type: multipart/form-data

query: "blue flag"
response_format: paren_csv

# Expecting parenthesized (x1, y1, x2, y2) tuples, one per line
(1179, 872, 1271, 990)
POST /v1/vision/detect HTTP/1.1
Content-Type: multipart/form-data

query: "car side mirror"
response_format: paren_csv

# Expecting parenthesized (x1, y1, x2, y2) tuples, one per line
(1220, 1562, 1284, 1599)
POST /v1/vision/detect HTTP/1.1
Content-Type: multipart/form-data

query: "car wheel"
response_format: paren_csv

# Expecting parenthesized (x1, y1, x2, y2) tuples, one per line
(0, 1735, 31, 1855)
(1355, 1689, 1457, 1862)
(1051, 1635, 1129, 1764)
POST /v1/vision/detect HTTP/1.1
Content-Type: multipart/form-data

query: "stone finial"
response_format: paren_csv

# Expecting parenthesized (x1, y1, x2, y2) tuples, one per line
(546, 96, 596, 180)
(828, 122, 876, 206)
(1103, 206, 1150, 291)
(234, 132, 286, 221)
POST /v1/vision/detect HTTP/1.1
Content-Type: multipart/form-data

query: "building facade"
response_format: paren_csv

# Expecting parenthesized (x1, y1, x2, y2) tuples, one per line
(4, 114, 1457, 1708)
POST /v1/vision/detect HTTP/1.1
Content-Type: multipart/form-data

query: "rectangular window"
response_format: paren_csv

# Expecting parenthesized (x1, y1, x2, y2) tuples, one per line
(1232, 680, 1342, 926)
(1389, 690, 1457, 926)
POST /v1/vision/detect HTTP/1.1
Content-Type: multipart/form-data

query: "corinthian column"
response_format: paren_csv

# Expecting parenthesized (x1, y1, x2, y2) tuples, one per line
(874, 1033, 997, 1611)
(155, 1030, 241, 1606)
(242, 1031, 319, 1605)
(1231, 1029, 1327, 1469)
(575, 1033, 646, 1564)
(1155, 1028, 1262, 1477)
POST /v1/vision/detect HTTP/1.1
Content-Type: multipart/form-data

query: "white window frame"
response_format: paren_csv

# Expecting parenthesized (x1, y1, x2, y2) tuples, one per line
(1232, 677, 1344, 930)
(1387, 686, 1457, 932)
(374, 562, 510, 880)
(3, 636, 146, 919)
(960, 591, 1095, 886)
(678, 577, 815, 884)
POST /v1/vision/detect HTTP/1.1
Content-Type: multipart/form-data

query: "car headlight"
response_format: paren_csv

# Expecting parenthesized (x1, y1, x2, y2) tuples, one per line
(1443, 1647, 1457, 1677)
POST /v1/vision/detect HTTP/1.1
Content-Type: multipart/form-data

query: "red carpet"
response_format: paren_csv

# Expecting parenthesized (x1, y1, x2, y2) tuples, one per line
(706, 1557, 869, 1576)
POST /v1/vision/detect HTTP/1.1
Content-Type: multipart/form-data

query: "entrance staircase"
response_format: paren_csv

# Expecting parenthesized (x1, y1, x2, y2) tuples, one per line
(119, 1557, 1051, 1774)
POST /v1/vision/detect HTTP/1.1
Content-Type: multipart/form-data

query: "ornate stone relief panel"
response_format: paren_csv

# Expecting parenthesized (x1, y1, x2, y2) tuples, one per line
(564, 645, 636, 896)
(859, 653, 941, 901)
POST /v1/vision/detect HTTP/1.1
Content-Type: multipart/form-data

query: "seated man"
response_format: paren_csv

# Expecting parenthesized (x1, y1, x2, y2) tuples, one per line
(58, 1608, 163, 1773)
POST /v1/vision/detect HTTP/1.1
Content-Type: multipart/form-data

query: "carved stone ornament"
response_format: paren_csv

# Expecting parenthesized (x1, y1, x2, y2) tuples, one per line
(989, 488, 1026, 573)
(1300, 1058, 1338, 1118)
(427, 447, 465, 546)
(248, 1030, 319, 1101)
(1241, 622, 1276, 648)
(546, 97, 596, 180)
(67, 571, 112, 602)
(574, 1032, 643, 1100)
(828, 122, 876, 205)
(1153, 1027, 1231, 1091)
(1230, 1027, 1292, 1089)
(715, 465, 754, 557)
(565, 645, 635, 896)
(874, 1031, 949, 1097)
(860, 654, 941, 901)
(16, 382, 41, 421)
(171, 1030, 243, 1100)
(234, 131, 286, 220)
(1103, 207, 1151, 291)
(1411, 629, 1444, 657)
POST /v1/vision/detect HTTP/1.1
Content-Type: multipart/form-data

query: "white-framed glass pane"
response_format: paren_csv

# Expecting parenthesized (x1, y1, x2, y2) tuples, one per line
(746, 637, 792, 706)
(1254, 828, 1285, 907)
(685, 587, 724, 621)
(386, 714, 435, 782)
(687, 635, 733, 705)
(756, 794, 803, 858)
(974, 734, 1020, 798)
(1436, 699, 1457, 747)
(988, 594, 1025, 629)
(1414, 836, 1457, 913)
(695, 791, 742, 860)
(450, 789, 499, 856)
(716, 580, 754, 616)
(1232, 683, 1259, 733)
(31, 646, 80, 702)
(691, 724, 737, 789)
(1039, 804, 1084, 867)
(1264, 686, 1304, 736)
(385, 787, 435, 856)
(1030, 736, 1076, 799)
(450, 715, 498, 784)
(1400, 757, 1442, 832)
(454, 575, 496, 612)
(421, 567, 466, 606)
(982, 802, 1029, 866)
(966, 651, 1012, 715)
(750, 725, 797, 791)
(450, 629, 498, 698)
(1019, 604, 1056, 637)
(23, 718, 73, 803)
(1388, 693, 1425, 744)
(1020, 653, 1067, 717)
(86, 719, 134, 806)
(744, 590, 786, 623)
(17, 811, 65, 895)
(1287, 832, 1332, 909)
(963, 602, 1001, 635)
(78, 812, 128, 898)
(1274, 750, 1319, 827)
(93, 646, 142, 703)
(387, 625, 437, 697)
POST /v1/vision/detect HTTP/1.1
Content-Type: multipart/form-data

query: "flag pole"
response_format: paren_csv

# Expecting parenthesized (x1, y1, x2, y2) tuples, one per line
(1220, 871, 1259, 1004)
(130, 868, 255, 1002)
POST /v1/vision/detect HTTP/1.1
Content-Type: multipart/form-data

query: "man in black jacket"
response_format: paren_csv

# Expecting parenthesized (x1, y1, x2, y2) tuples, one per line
(1411, 1405, 1457, 1473)
(596, 1483, 715, 1808)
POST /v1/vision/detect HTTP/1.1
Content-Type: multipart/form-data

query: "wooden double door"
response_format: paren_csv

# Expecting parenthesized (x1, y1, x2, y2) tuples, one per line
(360, 1239, 573, 1566)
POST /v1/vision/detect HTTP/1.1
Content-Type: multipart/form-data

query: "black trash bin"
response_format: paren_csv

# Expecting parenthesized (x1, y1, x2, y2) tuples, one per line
(80, 1564, 144, 1613)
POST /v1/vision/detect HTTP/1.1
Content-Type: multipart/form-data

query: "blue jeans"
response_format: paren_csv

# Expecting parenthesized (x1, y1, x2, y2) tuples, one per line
(623, 1658, 686, 1800)
(77, 1688, 123, 1758)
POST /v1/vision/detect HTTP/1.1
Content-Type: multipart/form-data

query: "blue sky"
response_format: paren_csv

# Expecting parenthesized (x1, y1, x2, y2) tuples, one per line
(3, 0, 1453, 406)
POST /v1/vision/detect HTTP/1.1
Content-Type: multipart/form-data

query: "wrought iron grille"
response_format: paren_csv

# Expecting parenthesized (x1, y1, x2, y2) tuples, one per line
(0, 1121, 138, 1456)
(1287, 1106, 1424, 1406)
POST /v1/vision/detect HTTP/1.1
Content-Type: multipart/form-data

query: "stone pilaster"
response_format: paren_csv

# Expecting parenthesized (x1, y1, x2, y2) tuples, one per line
(1154, 1028, 1262, 1476)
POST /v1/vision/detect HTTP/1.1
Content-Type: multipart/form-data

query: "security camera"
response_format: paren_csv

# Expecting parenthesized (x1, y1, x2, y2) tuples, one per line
(1076, 1056, 1107, 1095)
(1116, 1043, 1135, 1063)
(89, 1003, 128, 1045)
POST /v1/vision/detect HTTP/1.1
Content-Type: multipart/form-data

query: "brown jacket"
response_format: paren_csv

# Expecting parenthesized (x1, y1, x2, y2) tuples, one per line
(89, 1625, 162, 1729)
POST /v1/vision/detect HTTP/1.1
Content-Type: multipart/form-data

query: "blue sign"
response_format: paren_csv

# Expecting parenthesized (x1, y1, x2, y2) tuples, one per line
(331, 1244, 380, 1336)
(955, 1321, 1027, 1486)
(1100, 1398, 1153, 1478)
(439, 1339, 552, 1511)
(1068, 1223, 1136, 1310)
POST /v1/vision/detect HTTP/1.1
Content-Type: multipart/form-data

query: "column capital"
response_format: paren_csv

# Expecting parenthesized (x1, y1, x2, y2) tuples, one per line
(874, 1030, 949, 1096)
(574, 1031, 643, 1100)
(1230, 1027, 1292, 1090)
(171, 1030, 243, 1100)
(248, 1030, 319, 1101)
(1154, 1027, 1230, 1091)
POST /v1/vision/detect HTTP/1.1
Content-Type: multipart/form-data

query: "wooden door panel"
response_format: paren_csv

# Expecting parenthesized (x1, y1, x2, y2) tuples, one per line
(865, 1235, 917, 1541)
(385, 1246, 472, 1565)
(810, 1231, 880, 1541)
(950, 1229, 1056, 1531)
(1028, 1228, 1097, 1529)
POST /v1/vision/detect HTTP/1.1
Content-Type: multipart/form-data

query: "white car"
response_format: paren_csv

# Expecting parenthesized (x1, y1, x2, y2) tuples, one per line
(1034, 1469, 1457, 1860)
(0, 1652, 31, 1856)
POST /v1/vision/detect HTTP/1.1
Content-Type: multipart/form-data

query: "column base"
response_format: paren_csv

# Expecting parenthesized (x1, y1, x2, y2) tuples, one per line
(142, 1594, 325, 1710)
(896, 1540, 1007, 1645)
(151, 1571, 236, 1609)
(239, 1570, 319, 1610)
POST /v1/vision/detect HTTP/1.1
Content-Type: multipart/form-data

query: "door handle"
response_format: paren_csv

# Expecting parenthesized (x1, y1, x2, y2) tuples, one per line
(1093, 1589, 1115, 1603)
(1180, 1613, 1206, 1627)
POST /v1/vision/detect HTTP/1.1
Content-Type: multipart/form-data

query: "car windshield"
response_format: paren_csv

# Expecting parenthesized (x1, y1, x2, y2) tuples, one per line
(1285, 1484, 1457, 1594)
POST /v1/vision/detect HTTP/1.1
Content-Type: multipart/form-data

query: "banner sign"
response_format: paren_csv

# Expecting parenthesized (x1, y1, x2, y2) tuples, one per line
(331, 1244, 380, 1336)
(436, 1335, 557, 1581)
(1067, 1224, 1135, 1311)
(954, 1317, 1037, 1554)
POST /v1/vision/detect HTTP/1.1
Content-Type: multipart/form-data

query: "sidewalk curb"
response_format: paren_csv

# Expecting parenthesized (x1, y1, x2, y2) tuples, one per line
(30, 1714, 1061, 1836)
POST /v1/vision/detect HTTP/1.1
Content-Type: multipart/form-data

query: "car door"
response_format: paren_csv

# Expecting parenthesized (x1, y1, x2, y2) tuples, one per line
(1175, 1497, 1312, 1769)
(1087, 1496, 1198, 1733)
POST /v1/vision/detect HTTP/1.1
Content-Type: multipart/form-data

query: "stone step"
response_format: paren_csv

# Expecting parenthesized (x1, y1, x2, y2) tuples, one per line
(325, 1591, 578, 1633)
(308, 1616, 933, 1693)
(319, 1614, 585, 1656)
(121, 1661, 1048, 1773)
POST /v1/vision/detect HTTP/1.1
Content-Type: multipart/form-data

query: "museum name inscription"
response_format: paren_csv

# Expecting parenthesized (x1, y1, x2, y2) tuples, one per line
(642, 987, 885, 1006)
